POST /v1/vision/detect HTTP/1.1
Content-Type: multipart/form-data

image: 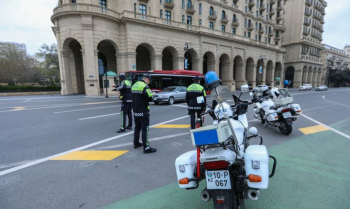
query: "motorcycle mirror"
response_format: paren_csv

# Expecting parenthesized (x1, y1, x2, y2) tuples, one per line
(249, 127, 258, 135)
(240, 84, 249, 93)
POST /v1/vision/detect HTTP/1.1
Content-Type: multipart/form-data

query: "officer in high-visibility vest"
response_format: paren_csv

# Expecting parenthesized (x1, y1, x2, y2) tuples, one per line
(116, 74, 133, 133)
(131, 74, 156, 154)
(186, 76, 207, 129)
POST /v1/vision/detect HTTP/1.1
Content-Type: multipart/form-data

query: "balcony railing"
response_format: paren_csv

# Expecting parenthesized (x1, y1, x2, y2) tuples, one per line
(258, 28, 264, 34)
(221, 15, 229, 24)
(305, 0, 312, 7)
(268, 31, 274, 37)
(248, 0, 255, 7)
(305, 9, 312, 16)
(314, 4, 323, 12)
(53, 3, 120, 18)
(208, 11, 218, 21)
(277, 4, 283, 11)
(303, 29, 310, 35)
(259, 5, 266, 12)
(275, 35, 281, 40)
(304, 19, 311, 26)
(163, 0, 175, 9)
(274, 23, 286, 33)
(247, 25, 254, 31)
(270, 0, 276, 5)
(231, 18, 240, 27)
(186, 3, 196, 14)
(269, 9, 275, 16)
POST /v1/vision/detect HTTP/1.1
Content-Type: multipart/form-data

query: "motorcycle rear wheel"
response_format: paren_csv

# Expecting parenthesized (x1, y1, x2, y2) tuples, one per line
(278, 120, 293, 135)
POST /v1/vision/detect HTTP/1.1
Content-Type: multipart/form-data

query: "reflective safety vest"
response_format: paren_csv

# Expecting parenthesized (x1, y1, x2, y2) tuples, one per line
(186, 83, 207, 110)
(117, 80, 132, 103)
(132, 80, 153, 118)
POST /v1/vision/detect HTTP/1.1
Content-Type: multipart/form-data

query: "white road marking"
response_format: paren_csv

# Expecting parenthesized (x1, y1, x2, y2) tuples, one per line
(291, 89, 350, 96)
(96, 132, 189, 150)
(79, 113, 121, 120)
(0, 102, 119, 113)
(24, 99, 31, 103)
(173, 104, 188, 108)
(0, 115, 189, 177)
(322, 95, 350, 108)
(55, 106, 118, 114)
(0, 159, 40, 170)
(302, 105, 334, 112)
(301, 114, 350, 140)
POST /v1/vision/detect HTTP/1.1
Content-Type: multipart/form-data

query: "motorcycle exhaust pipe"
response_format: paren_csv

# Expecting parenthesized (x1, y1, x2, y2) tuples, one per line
(247, 189, 260, 201)
(200, 188, 211, 202)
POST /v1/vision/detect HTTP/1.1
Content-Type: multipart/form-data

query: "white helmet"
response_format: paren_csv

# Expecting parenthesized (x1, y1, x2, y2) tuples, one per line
(214, 102, 233, 119)
(270, 87, 281, 99)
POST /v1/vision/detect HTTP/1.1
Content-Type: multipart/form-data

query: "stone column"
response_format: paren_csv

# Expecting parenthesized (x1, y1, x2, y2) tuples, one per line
(81, 16, 99, 96)
(262, 63, 267, 85)
(294, 70, 303, 88)
(235, 62, 246, 88)
(250, 64, 257, 88)
(153, 54, 163, 70)
(192, 58, 199, 72)
(60, 51, 71, 95)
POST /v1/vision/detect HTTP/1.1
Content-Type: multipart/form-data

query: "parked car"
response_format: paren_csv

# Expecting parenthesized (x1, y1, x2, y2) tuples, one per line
(306, 84, 312, 90)
(253, 85, 269, 91)
(299, 84, 308, 91)
(153, 86, 187, 105)
(315, 85, 328, 91)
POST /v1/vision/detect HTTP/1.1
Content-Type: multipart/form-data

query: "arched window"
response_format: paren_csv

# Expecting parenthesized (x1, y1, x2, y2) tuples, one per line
(99, 0, 107, 13)
(210, 7, 214, 16)
(71, 0, 76, 3)
(248, 19, 251, 27)
(199, 3, 202, 15)
(233, 14, 236, 22)
(187, 0, 192, 9)
(259, 23, 262, 30)
(222, 11, 226, 19)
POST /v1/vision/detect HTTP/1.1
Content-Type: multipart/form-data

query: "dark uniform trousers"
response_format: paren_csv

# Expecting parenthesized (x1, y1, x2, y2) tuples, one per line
(121, 103, 133, 129)
(134, 116, 150, 148)
(189, 110, 202, 129)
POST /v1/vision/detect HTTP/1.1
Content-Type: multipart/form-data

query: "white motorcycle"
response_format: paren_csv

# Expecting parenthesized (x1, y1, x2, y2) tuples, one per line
(252, 88, 302, 135)
(175, 72, 277, 209)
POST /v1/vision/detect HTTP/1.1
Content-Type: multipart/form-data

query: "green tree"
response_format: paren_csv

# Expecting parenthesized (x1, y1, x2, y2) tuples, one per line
(36, 43, 60, 84)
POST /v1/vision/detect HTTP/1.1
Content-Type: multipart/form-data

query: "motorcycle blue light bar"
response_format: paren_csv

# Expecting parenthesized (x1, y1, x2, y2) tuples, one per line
(205, 71, 221, 90)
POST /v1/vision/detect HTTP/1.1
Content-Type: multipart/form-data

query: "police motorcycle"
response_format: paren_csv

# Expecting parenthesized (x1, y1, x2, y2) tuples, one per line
(252, 87, 302, 135)
(175, 72, 277, 209)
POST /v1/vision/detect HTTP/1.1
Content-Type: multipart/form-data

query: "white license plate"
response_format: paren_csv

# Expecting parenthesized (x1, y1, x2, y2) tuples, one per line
(282, 112, 292, 118)
(206, 170, 231, 190)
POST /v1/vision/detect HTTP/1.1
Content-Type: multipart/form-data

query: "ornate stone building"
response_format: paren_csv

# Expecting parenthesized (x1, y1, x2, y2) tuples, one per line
(52, 0, 287, 95)
(322, 44, 350, 86)
(282, 0, 327, 88)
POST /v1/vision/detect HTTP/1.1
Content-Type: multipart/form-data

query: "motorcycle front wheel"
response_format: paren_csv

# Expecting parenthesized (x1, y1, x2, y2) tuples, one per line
(278, 120, 293, 135)
(260, 110, 265, 124)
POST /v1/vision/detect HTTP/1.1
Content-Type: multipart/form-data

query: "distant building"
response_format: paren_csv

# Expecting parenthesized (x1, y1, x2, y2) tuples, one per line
(322, 44, 350, 87)
(344, 45, 350, 69)
(0, 42, 27, 53)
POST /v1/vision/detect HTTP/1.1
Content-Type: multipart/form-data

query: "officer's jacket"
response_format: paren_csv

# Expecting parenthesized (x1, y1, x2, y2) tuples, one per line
(186, 83, 207, 110)
(131, 80, 153, 118)
(117, 80, 132, 103)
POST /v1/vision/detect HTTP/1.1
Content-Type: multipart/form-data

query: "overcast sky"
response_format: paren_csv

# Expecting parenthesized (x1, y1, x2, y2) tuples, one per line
(0, 0, 349, 55)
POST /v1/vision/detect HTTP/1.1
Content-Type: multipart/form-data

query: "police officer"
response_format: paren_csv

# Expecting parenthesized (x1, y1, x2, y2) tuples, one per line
(116, 74, 133, 133)
(186, 76, 207, 129)
(131, 74, 156, 154)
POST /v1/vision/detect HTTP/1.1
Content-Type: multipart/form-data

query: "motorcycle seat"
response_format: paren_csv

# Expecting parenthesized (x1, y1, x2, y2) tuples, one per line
(270, 106, 277, 110)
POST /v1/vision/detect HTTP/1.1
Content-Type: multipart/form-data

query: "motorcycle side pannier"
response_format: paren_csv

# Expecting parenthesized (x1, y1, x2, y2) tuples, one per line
(290, 104, 302, 115)
(266, 110, 278, 122)
(244, 145, 269, 189)
(175, 150, 197, 189)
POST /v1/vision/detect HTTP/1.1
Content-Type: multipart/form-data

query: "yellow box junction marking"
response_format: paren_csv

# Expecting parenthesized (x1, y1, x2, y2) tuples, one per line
(50, 150, 128, 161)
(299, 125, 330, 135)
(153, 124, 191, 129)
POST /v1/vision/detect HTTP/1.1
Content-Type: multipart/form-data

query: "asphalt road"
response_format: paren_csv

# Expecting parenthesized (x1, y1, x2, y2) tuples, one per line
(0, 88, 350, 209)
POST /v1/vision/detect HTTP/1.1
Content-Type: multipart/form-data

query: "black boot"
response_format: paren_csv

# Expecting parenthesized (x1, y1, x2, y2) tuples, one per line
(126, 126, 132, 130)
(134, 143, 143, 149)
(144, 147, 157, 154)
(116, 129, 125, 133)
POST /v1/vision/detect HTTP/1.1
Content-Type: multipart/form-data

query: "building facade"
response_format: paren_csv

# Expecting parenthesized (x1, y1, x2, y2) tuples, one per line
(52, 0, 287, 96)
(0, 42, 27, 53)
(322, 44, 350, 86)
(282, 0, 327, 88)
(344, 44, 350, 70)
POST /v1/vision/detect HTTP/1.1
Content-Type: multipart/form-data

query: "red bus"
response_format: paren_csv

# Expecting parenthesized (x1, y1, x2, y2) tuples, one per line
(124, 70, 211, 94)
